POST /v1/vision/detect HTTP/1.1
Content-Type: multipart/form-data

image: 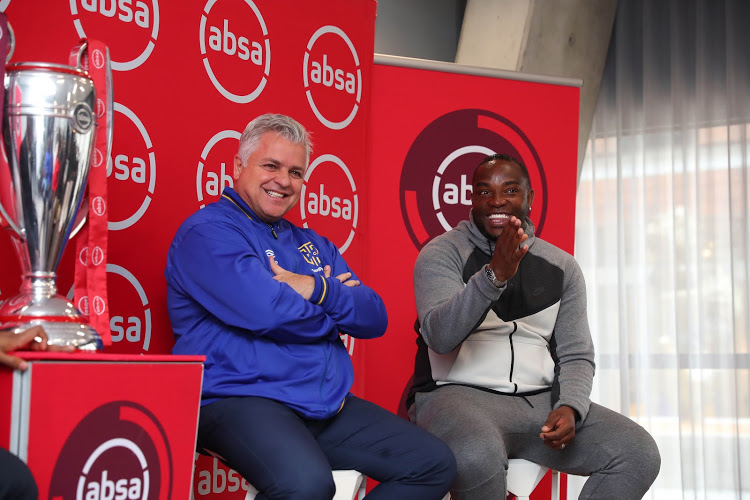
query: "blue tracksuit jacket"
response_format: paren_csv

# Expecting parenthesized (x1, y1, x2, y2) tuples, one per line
(165, 187, 387, 419)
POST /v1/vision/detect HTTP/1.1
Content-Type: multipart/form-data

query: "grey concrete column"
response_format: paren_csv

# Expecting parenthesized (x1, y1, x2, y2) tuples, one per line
(456, 0, 618, 180)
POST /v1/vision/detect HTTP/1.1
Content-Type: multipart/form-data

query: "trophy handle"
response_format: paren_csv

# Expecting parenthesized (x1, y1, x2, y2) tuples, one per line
(104, 47, 113, 163)
(5, 22, 14, 63)
(69, 201, 88, 239)
(73, 42, 114, 178)
(73, 41, 87, 70)
(0, 196, 24, 239)
(0, 23, 21, 237)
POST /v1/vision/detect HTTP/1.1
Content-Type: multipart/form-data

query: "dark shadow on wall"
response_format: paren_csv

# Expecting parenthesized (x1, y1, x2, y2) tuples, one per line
(374, 0, 466, 62)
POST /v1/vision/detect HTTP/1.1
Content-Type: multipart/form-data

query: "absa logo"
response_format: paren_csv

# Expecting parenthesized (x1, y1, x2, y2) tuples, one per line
(200, 0, 270, 103)
(48, 401, 172, 500)
(303, 26, 361, 130)
(192, 455, 255, 498)
(196, 130, 241, 208)
(107, 263, 152, 352)
(299, 154, 358, 254)
(69, 0, 159, 71)
(399, 109, 548, 249)
(107, 103, 156, 231)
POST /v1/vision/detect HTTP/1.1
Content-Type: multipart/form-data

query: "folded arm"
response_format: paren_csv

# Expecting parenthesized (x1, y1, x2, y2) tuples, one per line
(168, 224, 386, 343)
(168, 225, 338, 343)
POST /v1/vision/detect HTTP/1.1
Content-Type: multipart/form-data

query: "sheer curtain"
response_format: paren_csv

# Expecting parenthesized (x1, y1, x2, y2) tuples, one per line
(574, 0, 749, 498)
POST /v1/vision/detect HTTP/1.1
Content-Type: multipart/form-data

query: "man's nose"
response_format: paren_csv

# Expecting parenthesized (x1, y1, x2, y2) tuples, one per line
(273, 169, 292, 187)
(489, 192, 505, 206)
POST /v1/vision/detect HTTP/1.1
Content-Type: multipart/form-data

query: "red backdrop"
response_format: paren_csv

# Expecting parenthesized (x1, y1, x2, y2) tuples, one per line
(365, 59, 580, 414)
(0, 3, 375, 497)
(365, 59, 579, 499)
(0, 1, 375, 390)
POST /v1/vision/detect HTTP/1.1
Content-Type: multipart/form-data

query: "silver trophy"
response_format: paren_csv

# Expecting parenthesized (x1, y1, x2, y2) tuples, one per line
(0, 40, 105, 350)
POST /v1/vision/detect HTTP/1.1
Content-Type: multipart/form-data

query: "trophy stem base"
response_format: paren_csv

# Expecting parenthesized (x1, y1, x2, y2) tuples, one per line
(1, 320, 103, 351)
(0, 293, 104, 351)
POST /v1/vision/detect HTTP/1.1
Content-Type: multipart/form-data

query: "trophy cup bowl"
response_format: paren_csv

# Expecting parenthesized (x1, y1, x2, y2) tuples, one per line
(0, 58, 103, 350)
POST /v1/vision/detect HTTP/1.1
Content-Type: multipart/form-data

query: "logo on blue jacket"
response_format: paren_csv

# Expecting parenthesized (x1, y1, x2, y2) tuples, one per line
(298, 241, 322, 267)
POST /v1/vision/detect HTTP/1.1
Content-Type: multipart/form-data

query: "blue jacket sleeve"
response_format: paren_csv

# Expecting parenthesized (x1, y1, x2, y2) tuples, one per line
(309, 239, 388, 339)
(168, 223, 339, 344)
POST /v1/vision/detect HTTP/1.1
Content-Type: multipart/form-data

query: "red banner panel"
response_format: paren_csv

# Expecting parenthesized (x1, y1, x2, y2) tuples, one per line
(0, 1, 376, 397)
(365, 59, 580, 413)
(2, 353, 203, 500)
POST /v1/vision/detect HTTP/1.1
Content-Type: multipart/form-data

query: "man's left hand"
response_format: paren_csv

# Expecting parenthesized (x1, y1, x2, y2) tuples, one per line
(539, 405, 576, 451)
(323, 265, 360, 287)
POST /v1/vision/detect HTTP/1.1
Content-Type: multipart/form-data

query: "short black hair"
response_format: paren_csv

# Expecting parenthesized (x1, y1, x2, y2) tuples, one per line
(475, 153, 531, 190)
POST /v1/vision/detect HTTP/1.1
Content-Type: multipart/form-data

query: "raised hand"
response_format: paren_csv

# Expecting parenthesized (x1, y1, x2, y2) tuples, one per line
(488, 215, 529, 283)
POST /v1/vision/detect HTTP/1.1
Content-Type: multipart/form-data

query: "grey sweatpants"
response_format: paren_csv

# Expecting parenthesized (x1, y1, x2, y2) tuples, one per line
(410, 386, 660, 500)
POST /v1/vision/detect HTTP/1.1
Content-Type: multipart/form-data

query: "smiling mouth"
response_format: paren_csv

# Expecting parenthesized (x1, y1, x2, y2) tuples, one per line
(265, 189, 287, 199)
(488, 214, 510, 224)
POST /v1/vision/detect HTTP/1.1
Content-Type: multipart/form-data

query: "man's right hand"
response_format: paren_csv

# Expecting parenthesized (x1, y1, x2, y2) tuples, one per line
(269, 257, 361, 300)
(0, 326, 74, 371)
(488, 215, 529, 283)
(269, 256, 317, 299)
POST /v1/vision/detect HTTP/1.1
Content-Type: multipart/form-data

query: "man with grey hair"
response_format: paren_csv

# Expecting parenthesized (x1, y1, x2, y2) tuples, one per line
(165, 113, 456, 500)
(404, 154, 660, 499)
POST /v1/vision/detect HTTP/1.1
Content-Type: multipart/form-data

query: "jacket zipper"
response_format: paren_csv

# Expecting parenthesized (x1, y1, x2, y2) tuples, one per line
(509, 321, 518, 393)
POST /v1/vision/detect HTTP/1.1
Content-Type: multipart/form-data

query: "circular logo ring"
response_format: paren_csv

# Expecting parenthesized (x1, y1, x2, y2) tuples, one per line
(69, 0, 160, 71)
(303, 25, 361, 130)
(109, 103, 156, 231)
(200, 0, 270, 104)
(76, 438, 150, 500)
(196, 130, 241, 207)
(399, 109, 548, 249)
(300, 154, 359, 254)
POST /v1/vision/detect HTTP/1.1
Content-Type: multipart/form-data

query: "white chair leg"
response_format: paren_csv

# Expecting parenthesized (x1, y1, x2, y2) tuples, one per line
(332, 470, 366, 500)
(550, 468, 560, 500)
(244, 484, 259, 499)
(440, 459, 553, 500)
(506, 458, 549, 500)
(356, 474, 367, 499)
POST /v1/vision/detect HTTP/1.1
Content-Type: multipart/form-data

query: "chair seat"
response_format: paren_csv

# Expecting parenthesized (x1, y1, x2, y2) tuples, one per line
(441, 458, 558, 500)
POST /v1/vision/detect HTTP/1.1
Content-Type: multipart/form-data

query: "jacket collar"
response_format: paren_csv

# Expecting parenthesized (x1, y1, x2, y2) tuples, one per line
(220, 187, 289, 230)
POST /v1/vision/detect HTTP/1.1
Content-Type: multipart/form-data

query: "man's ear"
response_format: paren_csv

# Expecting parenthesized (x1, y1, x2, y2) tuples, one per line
(233, 155, 244, 180)
(527, 189, 535, 214)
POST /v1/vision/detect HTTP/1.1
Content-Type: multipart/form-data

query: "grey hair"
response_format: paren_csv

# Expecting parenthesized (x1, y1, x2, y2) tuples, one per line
(237, 113, 313, 166)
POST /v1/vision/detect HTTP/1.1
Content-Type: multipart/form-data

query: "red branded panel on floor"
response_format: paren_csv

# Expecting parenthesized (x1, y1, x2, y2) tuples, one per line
(0, 352, 204, 500)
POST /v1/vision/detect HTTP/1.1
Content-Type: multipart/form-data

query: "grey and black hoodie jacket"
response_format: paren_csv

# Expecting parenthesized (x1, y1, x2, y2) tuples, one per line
(406, 212, 596, 423)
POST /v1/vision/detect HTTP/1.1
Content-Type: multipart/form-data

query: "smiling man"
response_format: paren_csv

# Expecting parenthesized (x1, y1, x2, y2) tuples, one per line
(165, 114, 455, 500)
(403, 154, 661, 499)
